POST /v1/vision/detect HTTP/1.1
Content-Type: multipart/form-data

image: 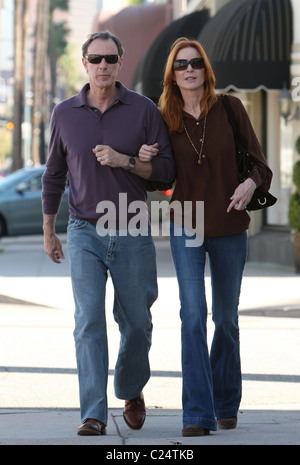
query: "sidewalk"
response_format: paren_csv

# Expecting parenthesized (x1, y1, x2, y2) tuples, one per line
(0, 235, 299, 445)
(0, 407, 299, 445)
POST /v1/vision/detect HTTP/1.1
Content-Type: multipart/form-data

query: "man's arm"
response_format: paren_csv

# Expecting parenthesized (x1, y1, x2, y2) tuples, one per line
(43, 213, 65, 264)
(42, 105, 68, 263)
(92, 145, 155, 179)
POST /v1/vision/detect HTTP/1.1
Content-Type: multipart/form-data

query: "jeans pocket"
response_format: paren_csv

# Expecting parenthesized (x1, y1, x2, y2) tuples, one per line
(67, 218, 88, 231)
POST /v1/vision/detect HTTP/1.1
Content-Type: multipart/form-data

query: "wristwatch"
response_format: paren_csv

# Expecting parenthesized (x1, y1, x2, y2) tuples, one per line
(127, 156, 136, 172)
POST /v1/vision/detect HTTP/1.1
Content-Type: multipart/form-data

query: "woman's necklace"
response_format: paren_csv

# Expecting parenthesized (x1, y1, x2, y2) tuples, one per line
(183, 116, 207, 165)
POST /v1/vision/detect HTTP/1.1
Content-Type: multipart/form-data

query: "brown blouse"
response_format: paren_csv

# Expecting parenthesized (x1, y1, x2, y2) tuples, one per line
(169, 94, 273, 237)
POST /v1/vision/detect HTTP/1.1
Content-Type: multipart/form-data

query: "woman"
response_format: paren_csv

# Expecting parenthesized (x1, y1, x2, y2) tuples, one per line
(158, 38, 273, 436)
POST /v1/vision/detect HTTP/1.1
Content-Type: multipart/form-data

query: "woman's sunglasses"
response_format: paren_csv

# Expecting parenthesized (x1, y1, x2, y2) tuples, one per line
(173, 57, 205, 71)
(84, 54, 120, 64)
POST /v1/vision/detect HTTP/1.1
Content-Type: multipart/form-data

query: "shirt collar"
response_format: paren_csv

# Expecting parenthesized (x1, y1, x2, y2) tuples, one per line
(72, 81, 131, 108)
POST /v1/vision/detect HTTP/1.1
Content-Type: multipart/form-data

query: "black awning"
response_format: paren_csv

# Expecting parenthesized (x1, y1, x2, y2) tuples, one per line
(131, 10, 209, 101)
(198, 0, 293, 91)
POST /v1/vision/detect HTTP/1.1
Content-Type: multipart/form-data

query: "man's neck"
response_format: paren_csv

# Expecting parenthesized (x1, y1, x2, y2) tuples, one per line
(87, 84, 118, 113)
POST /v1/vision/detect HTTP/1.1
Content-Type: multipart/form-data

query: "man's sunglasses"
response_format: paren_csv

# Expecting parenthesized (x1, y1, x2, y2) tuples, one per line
(173, 57, 205, 71)
(84, 54, 120, 64)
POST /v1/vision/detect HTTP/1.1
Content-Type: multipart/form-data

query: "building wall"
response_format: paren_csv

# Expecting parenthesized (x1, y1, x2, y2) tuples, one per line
(93, 4, 173, 88)
(290, 0, 300, 164)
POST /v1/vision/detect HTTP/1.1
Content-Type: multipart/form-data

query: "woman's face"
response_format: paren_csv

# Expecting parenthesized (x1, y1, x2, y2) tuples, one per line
(173, 46, 206, 94)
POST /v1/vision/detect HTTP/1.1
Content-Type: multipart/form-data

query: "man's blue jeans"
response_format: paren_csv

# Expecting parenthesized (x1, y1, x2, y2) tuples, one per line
(67, 219, 157, 425)
(170, 223, 247, 431)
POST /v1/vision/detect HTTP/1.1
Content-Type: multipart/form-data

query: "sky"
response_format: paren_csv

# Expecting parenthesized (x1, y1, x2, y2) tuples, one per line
(0, 0, 14, 72)
(0, 0, 129, 73)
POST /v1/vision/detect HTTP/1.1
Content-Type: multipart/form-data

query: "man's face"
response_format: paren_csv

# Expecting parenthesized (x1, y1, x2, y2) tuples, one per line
(82, 38, 123, 91)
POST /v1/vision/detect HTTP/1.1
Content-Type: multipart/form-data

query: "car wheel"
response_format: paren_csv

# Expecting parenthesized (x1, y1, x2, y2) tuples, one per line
(0, 215, 6, 238)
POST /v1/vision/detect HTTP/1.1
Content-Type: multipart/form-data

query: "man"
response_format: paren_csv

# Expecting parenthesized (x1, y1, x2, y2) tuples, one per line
(42, 31, 175, 436)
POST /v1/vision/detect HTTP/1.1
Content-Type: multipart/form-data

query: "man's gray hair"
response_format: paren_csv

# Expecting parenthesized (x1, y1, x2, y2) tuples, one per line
(82, 31, 125, 58)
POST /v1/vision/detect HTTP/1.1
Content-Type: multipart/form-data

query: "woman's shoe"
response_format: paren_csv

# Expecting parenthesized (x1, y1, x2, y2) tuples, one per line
(182, 425, 210, 437)
(217, 416, 237, 429)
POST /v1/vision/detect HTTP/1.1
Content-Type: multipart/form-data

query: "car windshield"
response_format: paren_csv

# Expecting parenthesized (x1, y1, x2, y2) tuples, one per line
(0, 169, 39, 193)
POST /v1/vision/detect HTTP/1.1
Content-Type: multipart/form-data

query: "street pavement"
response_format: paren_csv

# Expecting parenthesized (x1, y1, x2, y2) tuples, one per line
(0, 233, 299, 446)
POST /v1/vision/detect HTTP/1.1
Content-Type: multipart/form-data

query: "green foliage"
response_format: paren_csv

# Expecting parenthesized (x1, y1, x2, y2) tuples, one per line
(289, 137, 300, 232)
(127, 0, 143, 5)
(293, 161, 300, 195)
(48, 21, 70, 59)
(296, 135, 300, 155)
(50, 0, 69, 12)
(289, 192, 300, 233)
(48, 0, 70, 60)
(0, 129, 12, 164)
(48, 0, 70, 107)
(58, 43, 82, 98)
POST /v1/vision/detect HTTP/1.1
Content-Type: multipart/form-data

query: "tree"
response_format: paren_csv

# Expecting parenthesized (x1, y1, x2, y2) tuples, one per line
(31, 0, 49, 165)
(12, 0, 70, 168)
(127, 0, 143, 5)
(48, 0, 69, 111)
(58, 43, 81, 99)
(12, 0, 29, 171)
(0, 0, 3, 75)
(31, 0, 69, 165)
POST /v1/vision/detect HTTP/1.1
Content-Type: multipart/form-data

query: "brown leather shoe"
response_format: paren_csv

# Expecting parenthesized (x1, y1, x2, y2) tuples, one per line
(182, 425, 210, 437)
(123, 393, 146, 430)
(77, 418, 106, 436)
(217, 416, 237, 429)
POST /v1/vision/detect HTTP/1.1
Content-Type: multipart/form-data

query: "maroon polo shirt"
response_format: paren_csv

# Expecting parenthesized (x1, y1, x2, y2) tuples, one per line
(42, 82, 175, 225)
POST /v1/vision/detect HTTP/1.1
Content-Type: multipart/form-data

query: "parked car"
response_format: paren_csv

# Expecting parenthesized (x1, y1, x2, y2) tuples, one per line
(0, 170, 10, 179)
(0, 165, 173, 238)
(0, 166, 69, 237)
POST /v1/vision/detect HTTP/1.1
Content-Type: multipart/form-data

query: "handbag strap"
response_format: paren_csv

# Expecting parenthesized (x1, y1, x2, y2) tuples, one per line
(220, 94, 255, 183)
(220, 94, 245, 152)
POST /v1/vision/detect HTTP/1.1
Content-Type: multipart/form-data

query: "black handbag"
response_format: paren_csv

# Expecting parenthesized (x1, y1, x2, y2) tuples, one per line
(221, 95, 277, 211)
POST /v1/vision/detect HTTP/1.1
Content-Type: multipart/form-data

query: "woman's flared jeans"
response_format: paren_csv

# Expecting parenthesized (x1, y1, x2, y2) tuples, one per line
(170, 223, 247, 431)
(67, 219, 157, 425)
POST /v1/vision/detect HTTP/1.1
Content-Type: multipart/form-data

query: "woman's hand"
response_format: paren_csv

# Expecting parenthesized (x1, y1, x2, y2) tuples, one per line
(138, 143, 159, 162)
(227, 178, 257, 212)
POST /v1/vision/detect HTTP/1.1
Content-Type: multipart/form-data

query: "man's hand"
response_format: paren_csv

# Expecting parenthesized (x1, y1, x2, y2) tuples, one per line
(44, 234, 65, 264)
(43, 214, 65, 264)
(227, 178, 257, 212)
(93, 145, 126, 168)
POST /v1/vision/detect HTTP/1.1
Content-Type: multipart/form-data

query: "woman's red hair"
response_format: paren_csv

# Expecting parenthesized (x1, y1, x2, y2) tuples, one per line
(158, 37, 217, 134)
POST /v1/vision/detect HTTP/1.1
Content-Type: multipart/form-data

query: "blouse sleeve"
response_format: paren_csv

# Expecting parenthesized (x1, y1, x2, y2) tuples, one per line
(228, 95, 273, 192)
